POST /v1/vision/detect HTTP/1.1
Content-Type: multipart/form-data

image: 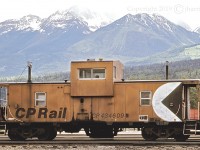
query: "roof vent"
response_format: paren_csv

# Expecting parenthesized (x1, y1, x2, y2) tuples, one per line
(87, 59, 95, 61)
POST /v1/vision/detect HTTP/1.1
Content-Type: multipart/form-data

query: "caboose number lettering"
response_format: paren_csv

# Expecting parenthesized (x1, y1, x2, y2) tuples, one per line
(15, 107, 67, 119)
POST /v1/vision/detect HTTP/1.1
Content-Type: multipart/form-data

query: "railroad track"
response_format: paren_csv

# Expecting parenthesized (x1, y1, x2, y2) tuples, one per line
(1, 133, 200, 145)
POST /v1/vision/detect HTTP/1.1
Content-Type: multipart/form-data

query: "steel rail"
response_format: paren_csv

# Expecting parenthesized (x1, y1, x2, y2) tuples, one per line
(0, 134, 200, 145)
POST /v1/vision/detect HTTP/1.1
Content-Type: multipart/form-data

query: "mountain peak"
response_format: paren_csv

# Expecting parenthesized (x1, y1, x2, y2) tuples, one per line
(133, 13, 169, 23)
(0, 15, 42, 34)
(20, 15, 41, 21)
(41, 10, 90, 33)
(47, 10, 77, 22)
(117, 13, 177, 33)
(18, 15, 42, 31)
(63, 6, 114, 31)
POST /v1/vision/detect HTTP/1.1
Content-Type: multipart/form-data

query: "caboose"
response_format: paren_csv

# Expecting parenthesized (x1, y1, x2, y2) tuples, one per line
(0, 59, 200, 141)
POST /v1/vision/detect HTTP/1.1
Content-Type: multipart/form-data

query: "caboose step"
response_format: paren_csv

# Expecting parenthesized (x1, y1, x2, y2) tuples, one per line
(0, 125, 6, 129)
(184, 130, 195, 134)
(0, 125, 6, 135)
(184, 125, 196, 130)
(0, 130, 5, 134)
(184, 120, 197, 124)
(183, 120, 198, 135)
(195, 132, 200, 135)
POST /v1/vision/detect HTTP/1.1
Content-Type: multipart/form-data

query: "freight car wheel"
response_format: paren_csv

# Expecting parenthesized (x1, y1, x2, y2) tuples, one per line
(142, 127, 158, 141)
(38, 127, 57, 141)
(47, 128, 57, 140)
(174, 133, 190, 141)
(8, 129, 26, 141)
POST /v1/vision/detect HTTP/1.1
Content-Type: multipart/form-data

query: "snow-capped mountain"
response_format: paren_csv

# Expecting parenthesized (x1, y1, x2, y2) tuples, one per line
(0, 11, 200, 77)
(0, 10, 93, 76)
(17, 15, 42, 31)
(0, 6, 113, 35)
(65, 6, 114, 31)
(67, 13, 200, 59)
(0, 15, 42, 35)
(40, 10, 91, 35)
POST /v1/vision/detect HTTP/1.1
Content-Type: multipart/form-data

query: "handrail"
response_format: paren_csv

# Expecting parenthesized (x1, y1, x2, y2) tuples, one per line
(198, 102, 200, 120)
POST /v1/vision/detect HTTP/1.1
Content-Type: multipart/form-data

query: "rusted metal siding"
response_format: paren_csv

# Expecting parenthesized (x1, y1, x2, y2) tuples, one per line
(114, 82, 164, 122)
(113, 61, 124, 82)
(70, 60, 123, 96)
(7, 83, 72, 123)
(71, 81, 183, 122)
(4, 80, 198, 123)
(71, 82, 168, 122)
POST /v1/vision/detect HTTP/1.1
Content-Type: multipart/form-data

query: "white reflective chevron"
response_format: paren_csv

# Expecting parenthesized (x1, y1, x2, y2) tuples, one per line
(152, 82, 182, 122)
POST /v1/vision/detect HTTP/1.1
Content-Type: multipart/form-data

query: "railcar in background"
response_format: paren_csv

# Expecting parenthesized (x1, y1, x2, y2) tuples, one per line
(0, 59, 200, 141)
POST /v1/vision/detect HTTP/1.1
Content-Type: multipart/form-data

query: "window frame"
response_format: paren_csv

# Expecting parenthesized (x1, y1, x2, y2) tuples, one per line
(78, 68, 106, 80)
(140, 91, 152, 106)
(35, 92, 47, 107)
(79, 68, 92, 79)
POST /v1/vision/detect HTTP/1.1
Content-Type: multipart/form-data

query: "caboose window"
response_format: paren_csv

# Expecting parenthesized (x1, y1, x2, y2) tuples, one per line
(113, 66, 117, 78)
(93, 69, 105, 78)
(140, 91, 151, 106)
(79, 68, 105, 79)
(35, 92, 46, 107)
(79, 69, 92, 78)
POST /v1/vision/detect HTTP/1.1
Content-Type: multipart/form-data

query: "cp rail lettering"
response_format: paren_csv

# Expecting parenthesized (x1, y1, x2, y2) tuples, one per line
(15, 107, 67, 119)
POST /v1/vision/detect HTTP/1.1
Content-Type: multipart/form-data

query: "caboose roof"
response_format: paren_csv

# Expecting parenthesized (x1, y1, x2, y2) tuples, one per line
(1, 79, 200, 86)
(115, 79, 200, 86)
(71, 60, 121, 63)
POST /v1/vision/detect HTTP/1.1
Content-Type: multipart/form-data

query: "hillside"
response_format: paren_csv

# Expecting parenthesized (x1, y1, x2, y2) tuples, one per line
(125, 59, 200, 80)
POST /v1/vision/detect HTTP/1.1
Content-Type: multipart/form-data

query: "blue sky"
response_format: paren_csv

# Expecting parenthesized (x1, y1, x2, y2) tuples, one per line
(0, 0, 199, 30)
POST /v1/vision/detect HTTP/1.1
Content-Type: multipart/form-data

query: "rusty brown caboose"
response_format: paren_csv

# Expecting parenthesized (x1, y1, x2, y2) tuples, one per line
(0, 59, 200, 141)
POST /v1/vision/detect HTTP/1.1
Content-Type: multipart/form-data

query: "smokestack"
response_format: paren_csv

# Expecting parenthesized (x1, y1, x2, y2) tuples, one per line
(27, 61, 32, 83)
